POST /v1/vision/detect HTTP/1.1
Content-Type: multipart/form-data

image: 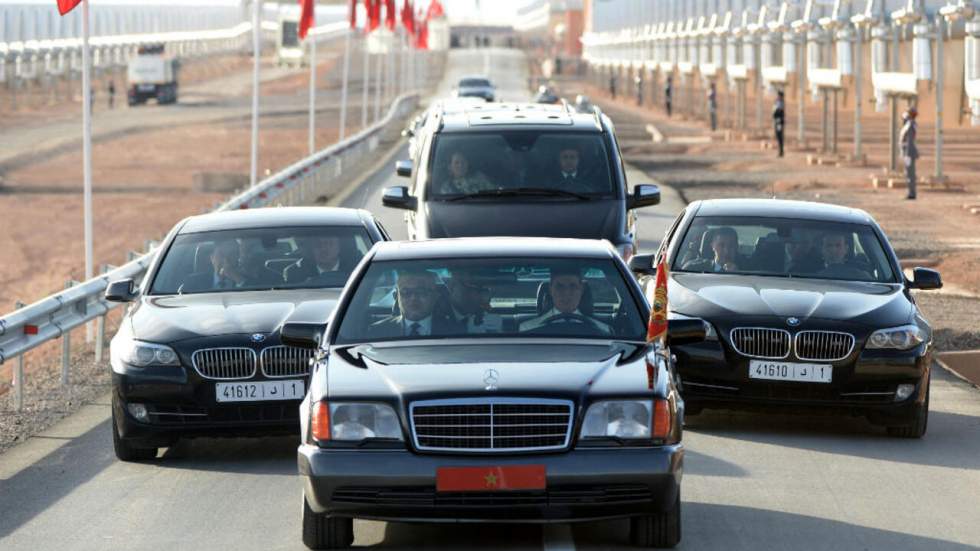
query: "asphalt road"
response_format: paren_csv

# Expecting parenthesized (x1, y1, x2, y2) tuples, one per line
(2, 48, 980, 551)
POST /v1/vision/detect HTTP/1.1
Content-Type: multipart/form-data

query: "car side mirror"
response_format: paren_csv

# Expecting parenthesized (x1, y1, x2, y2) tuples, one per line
(628, 184, 661, 209)
(629, 254, 658, 277)
(382, 186, 418, 211)
(395, 160, 413, 178)
(105, 279, 137, 303)
(667, 318, 707, 347)
(281, 322, 327, 350)
(908, 267, 942, 290)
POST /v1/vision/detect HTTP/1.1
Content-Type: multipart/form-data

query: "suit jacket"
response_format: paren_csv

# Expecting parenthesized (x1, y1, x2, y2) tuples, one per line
(367, 314, 463, 339)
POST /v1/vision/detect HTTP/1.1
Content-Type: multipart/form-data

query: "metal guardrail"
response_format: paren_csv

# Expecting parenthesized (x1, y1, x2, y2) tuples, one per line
(0, 89, 421, 398)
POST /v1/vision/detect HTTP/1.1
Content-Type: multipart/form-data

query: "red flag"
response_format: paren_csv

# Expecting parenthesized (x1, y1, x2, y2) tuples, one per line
(364, 0, 381, 32)
(298, 0, 315, 40)
(384, 0, 396, 30)
(57, 0, 81, 16)
(349, 0, 357, 29)
(427, 0, 445, 19)
(401, 0, 415, 36)
(645, 258, 669, 344)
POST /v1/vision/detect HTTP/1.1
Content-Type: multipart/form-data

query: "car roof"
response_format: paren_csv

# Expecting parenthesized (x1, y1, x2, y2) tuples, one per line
(371, 237, 618, 261)
(692, 199, 875, 225)
(178, 207, 374, 233)
(437, 102, 605, 132)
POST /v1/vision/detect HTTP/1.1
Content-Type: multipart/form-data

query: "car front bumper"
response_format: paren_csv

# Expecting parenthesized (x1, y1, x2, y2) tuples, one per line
(298, 445, 683, 523)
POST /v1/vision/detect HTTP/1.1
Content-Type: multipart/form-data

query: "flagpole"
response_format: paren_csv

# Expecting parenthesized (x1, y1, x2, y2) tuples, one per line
(373, 33, 382, 121)
(361, 33, 369, 129)
(82, 0, 93, 342)
(339, 28, 351, 140)
(250, 0, 261, 188)
(308, 30, 316, 156)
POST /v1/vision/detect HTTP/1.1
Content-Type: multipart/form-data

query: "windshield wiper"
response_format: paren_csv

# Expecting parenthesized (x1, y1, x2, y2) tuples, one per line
(444, 187, 591, 201)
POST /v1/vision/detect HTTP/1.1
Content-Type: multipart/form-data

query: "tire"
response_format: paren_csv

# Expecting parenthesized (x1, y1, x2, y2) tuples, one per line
(302, 495, 353, 550)
(111, 412, 158, 462)
(887, 377, 930, 439)
(630, 492, 681, 548)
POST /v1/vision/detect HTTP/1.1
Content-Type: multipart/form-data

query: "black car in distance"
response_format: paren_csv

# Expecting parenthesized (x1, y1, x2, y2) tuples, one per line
(452, 75, 496, 102)
(632, 199, 942, 437)
(284, 238, 705, 549)
(105, 207, 388, 461)
(384, 102, 661, 260)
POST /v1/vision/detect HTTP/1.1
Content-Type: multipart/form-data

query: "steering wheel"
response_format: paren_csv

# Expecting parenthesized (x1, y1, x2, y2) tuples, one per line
(538, 312, 596, 326)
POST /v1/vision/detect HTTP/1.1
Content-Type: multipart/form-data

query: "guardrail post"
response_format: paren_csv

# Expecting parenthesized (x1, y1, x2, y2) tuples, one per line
(62, 280, 74, 386)
(14, 301, 25, 411)
(94, 264, 110, 364)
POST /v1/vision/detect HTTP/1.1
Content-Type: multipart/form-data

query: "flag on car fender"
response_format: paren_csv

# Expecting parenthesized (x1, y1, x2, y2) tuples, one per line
(646, 258, 668, 344)
(57, 0, 81, 15)
(298, 0, 315, 39)
(349, 0, 358, 29)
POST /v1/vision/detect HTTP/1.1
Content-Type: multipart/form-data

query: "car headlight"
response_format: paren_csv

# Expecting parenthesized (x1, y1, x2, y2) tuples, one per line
(111, 336, 180, 367)
(866, 325, 926, 351)
(311, 401, 403, 442)
(580, 399, 671, 441)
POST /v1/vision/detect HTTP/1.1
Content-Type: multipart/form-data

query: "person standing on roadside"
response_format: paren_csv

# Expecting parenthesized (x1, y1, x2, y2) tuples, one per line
(900, 107, 919, 200)
(107, 80, 116, 109)
(635, 73, 644, 106)
(664, 75, 673, 117)
(773, 90, 786, 157)
(707, 82, 718, 131)
(609, 73, 617, 99)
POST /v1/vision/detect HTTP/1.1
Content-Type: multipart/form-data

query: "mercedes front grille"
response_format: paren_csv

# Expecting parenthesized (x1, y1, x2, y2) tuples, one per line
(410, 398, 573, 453)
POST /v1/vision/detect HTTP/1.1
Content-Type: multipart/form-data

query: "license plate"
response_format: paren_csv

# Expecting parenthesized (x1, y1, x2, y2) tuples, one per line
(749, 360, 833, 383)
(215, 380, 305, 403)
(137, 84, 155, 91)
(436, 465, 546, 492)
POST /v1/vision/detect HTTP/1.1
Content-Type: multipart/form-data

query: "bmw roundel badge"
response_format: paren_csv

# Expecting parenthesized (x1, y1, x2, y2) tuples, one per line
(786, 317, 801, 327)
(250, 333, 267, 343)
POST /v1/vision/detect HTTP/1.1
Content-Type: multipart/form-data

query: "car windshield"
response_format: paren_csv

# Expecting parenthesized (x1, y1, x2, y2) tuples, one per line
(428, 132, 615, 198)
(459, 78, 491, 87)
(334, 257, 647, 344)
(672, 216, 898, 283)
(149, 226, 373, 295)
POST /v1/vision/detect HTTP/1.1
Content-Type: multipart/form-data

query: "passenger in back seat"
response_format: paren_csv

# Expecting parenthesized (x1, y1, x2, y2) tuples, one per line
(446, 269, 503, 333)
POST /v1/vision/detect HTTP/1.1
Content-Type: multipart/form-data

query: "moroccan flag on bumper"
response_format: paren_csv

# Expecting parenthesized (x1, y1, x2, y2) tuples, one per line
(646, 258, 669, 344)
(298, 0, 314, 39)
(57, 0, 81, 16)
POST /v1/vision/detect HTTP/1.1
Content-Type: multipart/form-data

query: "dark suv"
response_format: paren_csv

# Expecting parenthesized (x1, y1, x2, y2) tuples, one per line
(383, 102, 661, 260)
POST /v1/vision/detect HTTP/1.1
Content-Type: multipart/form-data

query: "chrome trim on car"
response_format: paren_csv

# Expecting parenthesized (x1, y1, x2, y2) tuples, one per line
(794, 331, 856, 362)
(260, 345, 315, 378)
(682, 381, 739, 391)
(191, 347, 257, 380)
(409, 397, 574, 453)
(729, 327, 792, 360)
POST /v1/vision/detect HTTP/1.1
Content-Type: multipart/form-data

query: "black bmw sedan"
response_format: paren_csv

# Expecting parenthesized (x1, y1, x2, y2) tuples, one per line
(105, 207, 388, 461)
(631, 199, 942, 438)
(284, 238, 704, 549)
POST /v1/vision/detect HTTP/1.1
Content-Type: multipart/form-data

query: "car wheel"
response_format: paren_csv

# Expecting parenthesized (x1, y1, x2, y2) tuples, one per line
(111, 412, 158, 462)
(302, 494, 353, 550)
(630, 491, 681, 548)
(887, 377, 929, 439)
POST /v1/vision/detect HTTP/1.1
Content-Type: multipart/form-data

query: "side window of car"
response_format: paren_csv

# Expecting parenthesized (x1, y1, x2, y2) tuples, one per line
(657, 209, 687, 264)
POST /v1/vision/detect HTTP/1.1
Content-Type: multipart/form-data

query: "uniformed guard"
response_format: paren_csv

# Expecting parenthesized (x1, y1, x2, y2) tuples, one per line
(899, 107, 919, 200)
(664, 75, 673, 117)
(707, 82, 718, 131)
(773, 90, 786, 157)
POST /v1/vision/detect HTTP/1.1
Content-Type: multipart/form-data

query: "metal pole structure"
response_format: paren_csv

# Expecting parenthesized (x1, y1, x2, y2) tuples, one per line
(308, 32, 317, 156)
(854, 25, 863, 160)
(373, 36, 383, 122)
(889, 95, 898, 172)
(934, 15, 944, 182)
(821, 88, 828, 152)
(339, 29, 351, 141)
(362, 35, 370, 129)
(797, 32, 807, 146)
(250, 0, 261, 188)
(62, 281, 73, 386)
(82, 0, 94, 343)
(14, 301, 25, 412)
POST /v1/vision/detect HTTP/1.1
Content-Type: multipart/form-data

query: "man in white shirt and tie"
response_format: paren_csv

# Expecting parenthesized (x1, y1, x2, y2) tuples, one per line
(368, 270, 461, 338)
(558, 147, 582, 187)
(520, 266, 611, 335)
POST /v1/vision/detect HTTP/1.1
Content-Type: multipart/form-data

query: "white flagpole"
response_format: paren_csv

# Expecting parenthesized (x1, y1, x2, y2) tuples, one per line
(362, 33, 370, 128)
(308, 31, 317, 156)
(250, 0, 262, 188)
(82, 0, 93, 342)
(339, 28, 352, 140)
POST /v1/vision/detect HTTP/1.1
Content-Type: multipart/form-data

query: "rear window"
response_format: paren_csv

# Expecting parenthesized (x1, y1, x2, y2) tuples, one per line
(459, 78, 491, 87)
(334, 257, 646, 344)
(428, 131, 614, 198)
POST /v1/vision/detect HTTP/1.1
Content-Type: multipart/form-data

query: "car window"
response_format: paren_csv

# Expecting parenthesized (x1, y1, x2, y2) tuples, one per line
(459, 78, 491, 87)
(149, 226, 373, 295)
(427, 132, 615, 198)
(334, 257, 647, 344)
(672, 216, 898, 283)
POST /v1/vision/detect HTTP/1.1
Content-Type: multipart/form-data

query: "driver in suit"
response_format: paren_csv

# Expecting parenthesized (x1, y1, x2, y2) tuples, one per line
(368, 270, 461, 338)
(519, 266, 611, 334)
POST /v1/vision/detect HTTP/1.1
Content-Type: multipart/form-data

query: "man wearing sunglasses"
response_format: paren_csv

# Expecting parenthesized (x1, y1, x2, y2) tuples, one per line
(368, 270, 461, 338)
(446, 269, 503, 334)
